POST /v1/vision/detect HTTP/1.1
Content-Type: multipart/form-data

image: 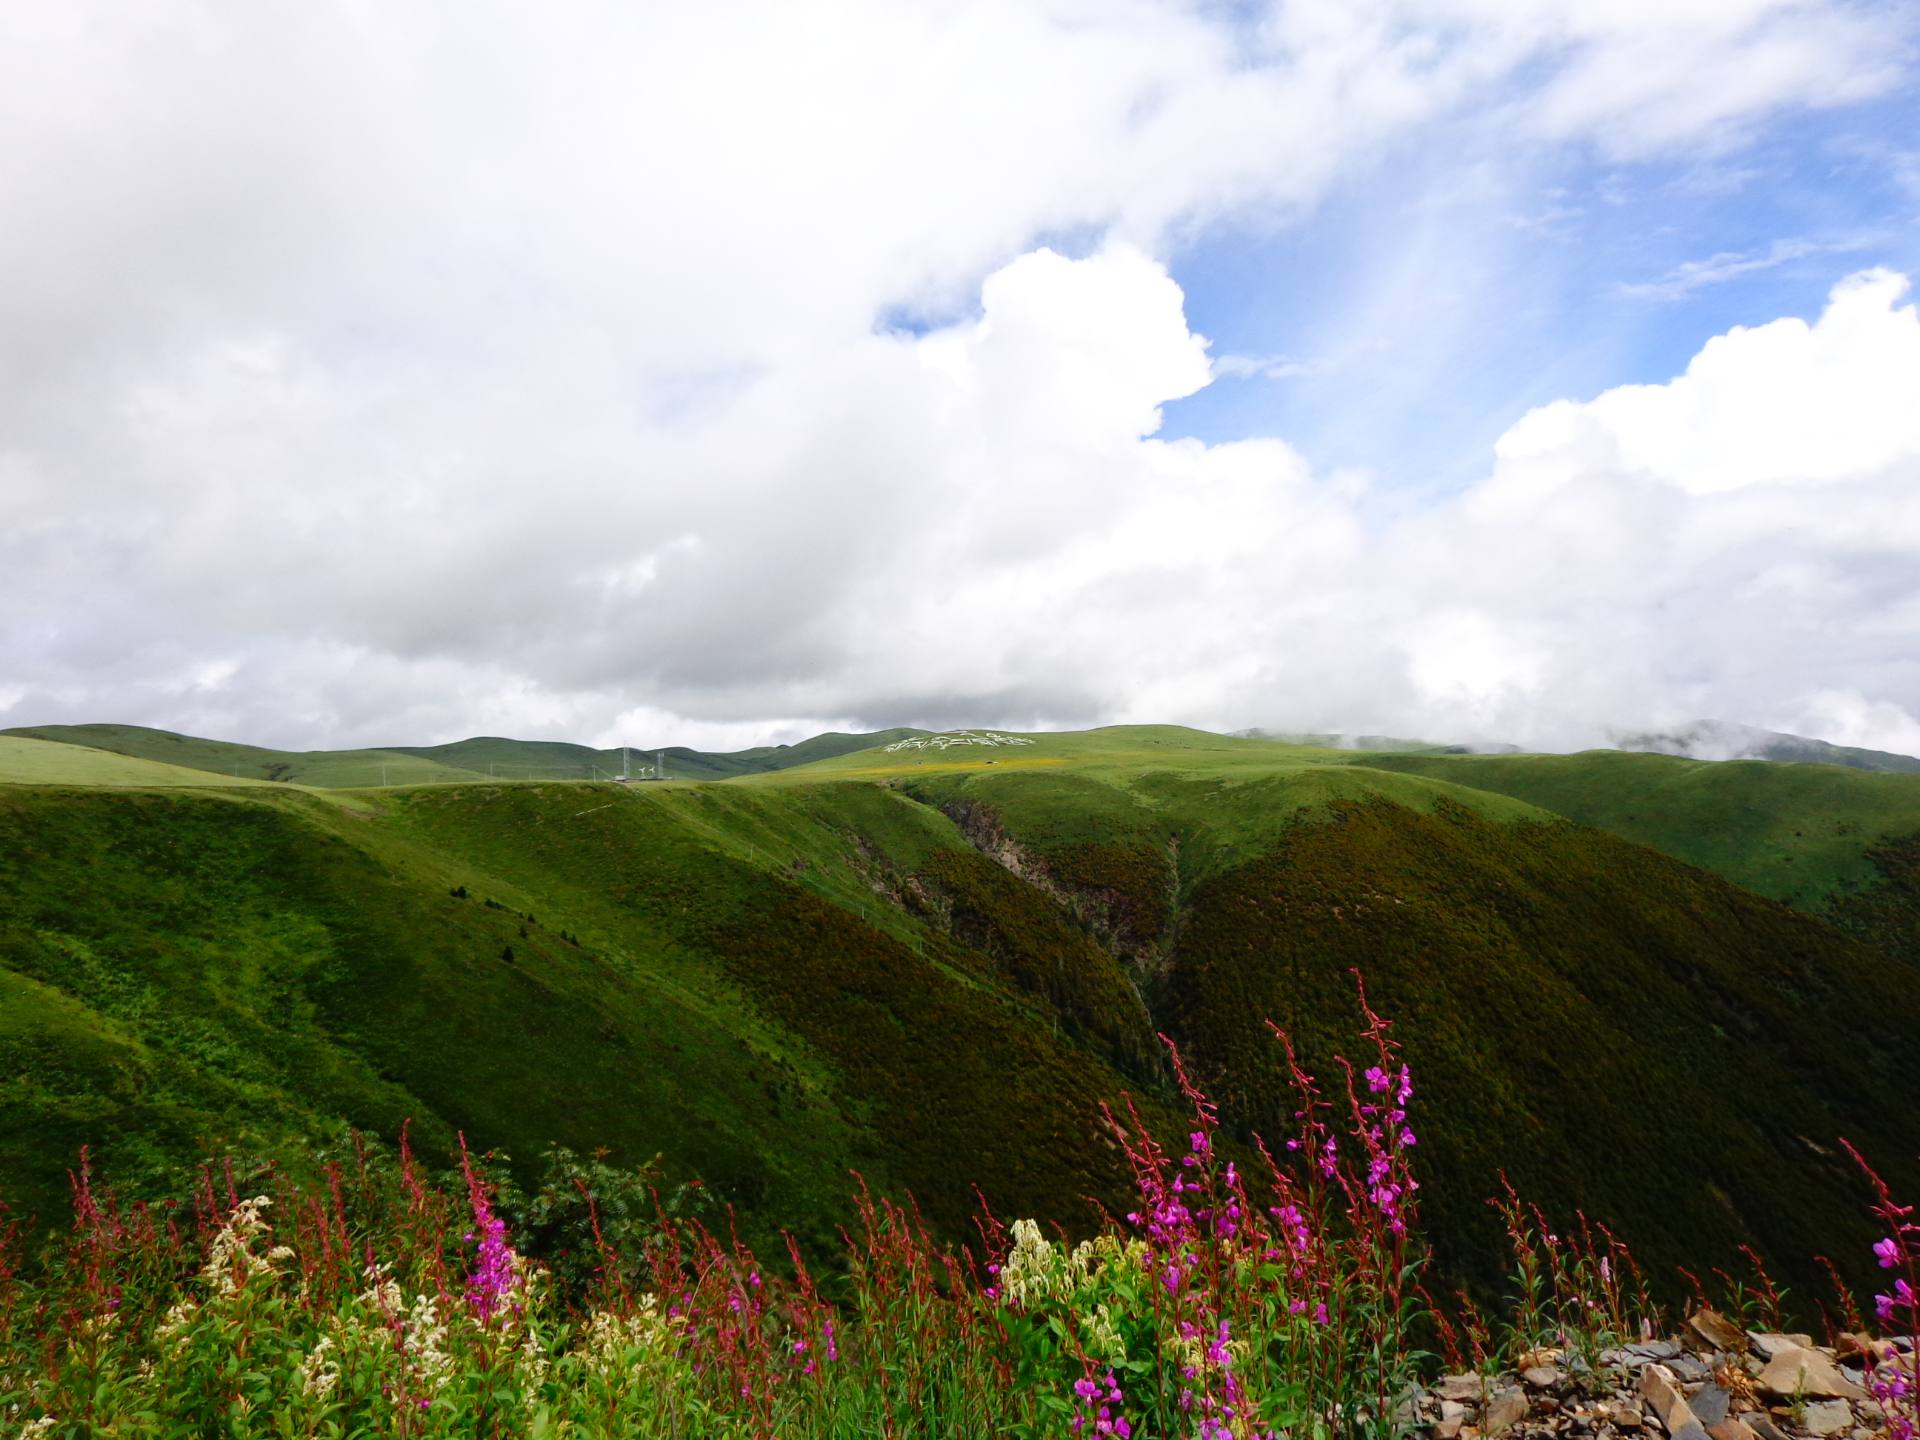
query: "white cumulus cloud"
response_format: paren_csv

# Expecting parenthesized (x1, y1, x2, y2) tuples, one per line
(2, 1, 1918, 754)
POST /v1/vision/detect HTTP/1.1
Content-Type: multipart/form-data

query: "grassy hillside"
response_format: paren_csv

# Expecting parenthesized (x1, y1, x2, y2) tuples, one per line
(1152, 798, 1919, 1293)
(0, 735, 284, 788)
(1352, 749, 1920, 923)
(795, 729, 1920, 1288)
(0, 774, 1174, 1256)
(384, 735, 612, 779)
(4, 722, 1919, 1304)
(1, 723, 487, 787)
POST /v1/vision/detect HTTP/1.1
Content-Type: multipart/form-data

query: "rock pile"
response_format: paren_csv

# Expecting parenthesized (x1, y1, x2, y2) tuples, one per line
(1414, 1312, 1913, 1439)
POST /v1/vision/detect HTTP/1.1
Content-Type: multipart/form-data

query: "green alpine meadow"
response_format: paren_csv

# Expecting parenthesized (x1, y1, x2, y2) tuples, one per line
(3, 723, 1919, 1435)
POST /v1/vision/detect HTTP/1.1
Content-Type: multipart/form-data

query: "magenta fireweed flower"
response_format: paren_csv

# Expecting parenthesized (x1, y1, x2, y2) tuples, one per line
(1205, 1318, 1234, 1369)
(458, 1135, 518, 1325)
(1270, 1202, 1309, 1257)
(1844, 1141, 1919, 1440)
(465, 1210, 516, 1323)
(1876, 1277, 1916, 1324)
(1070, 1369, 1132, 1438)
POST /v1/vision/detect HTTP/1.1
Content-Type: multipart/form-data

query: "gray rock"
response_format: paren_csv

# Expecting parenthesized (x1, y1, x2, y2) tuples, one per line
(1690, 1384, 1732, 1426)
(1437, 1372, 1483, 1403)
(1521, 1364, 1565, 1389)
(1801, 1398, 1853, 1437)
(1668, 1353, 1715, 1383)
(1625, 1340, 1682, 1363)
(1748, 1332, 1816, 1362)
(1391, 1389, 1425, 1428)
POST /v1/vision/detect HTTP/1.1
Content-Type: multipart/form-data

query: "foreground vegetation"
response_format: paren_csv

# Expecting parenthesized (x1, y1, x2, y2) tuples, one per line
(4, 993, 1915, 1440)
(5, 725, 1920, 1310)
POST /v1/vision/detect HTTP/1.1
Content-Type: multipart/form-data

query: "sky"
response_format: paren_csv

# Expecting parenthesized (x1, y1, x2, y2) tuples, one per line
(3, 1, 1919, 755)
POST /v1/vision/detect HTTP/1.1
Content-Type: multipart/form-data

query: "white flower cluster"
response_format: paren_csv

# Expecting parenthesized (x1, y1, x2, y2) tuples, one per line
(353, 1265, 454, 1395)
(201, 1196, 286, 1299)
(577, 1295, 688, 1382)
(999, 1220, 1141, 1306)
(297, 1336, 340, 1400)
(150, 1199, 297, 1361)
(995, 1220, 1144, 1366)
(398, 1291, 454, 1392)
(357, 1261, 403, 1316)
(1081, 1301, 1128, 1369)
(154, 1299, 199, 1352)
(514, 1266, 553, 1398)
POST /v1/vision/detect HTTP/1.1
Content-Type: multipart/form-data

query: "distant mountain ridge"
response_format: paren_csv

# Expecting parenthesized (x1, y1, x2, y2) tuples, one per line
(1237, 718, 1920, 773)
(0, 723, 930, 786)
(1612, 718, 1920, 774)
(11, 718, 1918, 786)
(1234, 728, 1522, 755)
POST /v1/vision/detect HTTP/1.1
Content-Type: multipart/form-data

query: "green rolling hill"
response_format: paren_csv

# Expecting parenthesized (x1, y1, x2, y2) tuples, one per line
(0, 722, 930, 786)
(0, 735, 284, 789)
(1350, 749, 1920, 959)
(1615, 719, 1920, 774)
(3, 723, 1919, 1304)
(394, 726, 931, 781)
(0, 723, 489, 787)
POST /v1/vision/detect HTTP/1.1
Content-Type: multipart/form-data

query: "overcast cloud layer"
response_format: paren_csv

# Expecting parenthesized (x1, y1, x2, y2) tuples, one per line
(3, 1, 1919, 753)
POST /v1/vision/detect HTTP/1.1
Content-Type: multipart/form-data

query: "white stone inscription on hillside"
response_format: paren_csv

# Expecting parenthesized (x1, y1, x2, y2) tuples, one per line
(883, 731, 1035, 752)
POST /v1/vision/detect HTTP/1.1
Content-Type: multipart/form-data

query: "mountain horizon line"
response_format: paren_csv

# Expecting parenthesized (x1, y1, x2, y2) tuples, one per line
(5, 715, 1920, 783)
